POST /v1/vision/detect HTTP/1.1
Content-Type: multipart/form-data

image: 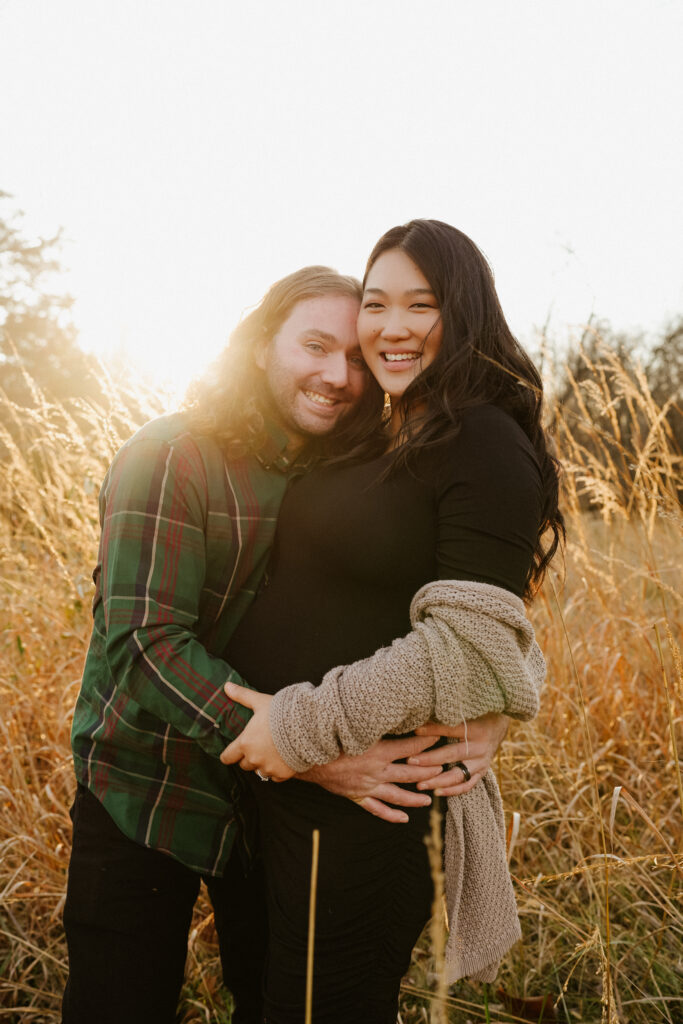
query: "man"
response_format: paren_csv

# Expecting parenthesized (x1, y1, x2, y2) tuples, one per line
(62, 266, 505, 1024)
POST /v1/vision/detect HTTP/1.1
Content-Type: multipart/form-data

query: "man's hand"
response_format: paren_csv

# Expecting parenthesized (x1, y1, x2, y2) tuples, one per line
(406, 713, 510, 796)
(297, 735, 445, 824)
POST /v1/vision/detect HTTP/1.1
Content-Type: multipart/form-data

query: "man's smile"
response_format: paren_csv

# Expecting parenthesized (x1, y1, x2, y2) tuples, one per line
(302, 389, 340, 407)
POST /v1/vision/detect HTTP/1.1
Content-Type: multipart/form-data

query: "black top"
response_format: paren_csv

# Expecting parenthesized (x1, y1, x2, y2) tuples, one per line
(226, 405, 543, 694)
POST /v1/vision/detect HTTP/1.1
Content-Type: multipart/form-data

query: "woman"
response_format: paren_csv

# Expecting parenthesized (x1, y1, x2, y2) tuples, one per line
(222, 219, 564, 1023)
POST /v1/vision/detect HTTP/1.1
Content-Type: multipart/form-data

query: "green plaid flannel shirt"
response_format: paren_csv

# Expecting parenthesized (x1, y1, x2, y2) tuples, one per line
(72, 413, 297, 875)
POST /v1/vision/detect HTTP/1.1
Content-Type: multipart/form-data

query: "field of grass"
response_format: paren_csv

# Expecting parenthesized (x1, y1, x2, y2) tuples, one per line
(0, 345, 681, 1023)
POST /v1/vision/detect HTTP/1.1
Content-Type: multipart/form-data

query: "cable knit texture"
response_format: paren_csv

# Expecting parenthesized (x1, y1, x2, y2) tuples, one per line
(268, 579, 545, 983)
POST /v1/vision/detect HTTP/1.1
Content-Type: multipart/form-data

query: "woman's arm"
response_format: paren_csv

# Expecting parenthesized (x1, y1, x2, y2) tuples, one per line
(221, 692, 510, 797)
(221, 579, 543, 775)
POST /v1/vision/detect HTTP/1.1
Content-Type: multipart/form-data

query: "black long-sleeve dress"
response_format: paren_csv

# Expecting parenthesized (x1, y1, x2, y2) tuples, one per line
(225, 404, 543, 1024)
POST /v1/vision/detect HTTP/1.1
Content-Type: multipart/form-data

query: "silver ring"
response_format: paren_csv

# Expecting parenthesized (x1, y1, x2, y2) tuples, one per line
(454, 760, 471, 782)
(255, 769, 271, 782)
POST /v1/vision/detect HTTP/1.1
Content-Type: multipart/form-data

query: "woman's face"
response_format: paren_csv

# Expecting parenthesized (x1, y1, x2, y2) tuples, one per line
(357, 248, 443, 398)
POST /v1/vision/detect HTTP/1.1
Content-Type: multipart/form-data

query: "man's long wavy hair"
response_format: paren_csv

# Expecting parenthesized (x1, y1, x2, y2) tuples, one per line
(184, 266, 370, 458)
(341, 219, 565, 599)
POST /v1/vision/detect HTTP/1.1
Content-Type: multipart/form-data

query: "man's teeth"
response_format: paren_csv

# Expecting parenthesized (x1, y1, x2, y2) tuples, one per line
(383, 352, 419, 362)
(303, 390, 336, 406)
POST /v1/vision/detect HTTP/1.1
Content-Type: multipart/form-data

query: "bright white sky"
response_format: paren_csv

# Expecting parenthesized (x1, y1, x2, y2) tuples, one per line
(1, 0, 681, 397)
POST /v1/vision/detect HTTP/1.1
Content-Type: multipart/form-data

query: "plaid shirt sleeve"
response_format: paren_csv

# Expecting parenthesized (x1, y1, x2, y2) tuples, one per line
(98, 435, 252, 756)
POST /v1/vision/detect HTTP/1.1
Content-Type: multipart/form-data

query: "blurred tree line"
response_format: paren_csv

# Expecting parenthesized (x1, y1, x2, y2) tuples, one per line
(0, 192, 162, 429)
(0, 190, 99, 404)
(1, 192, 681, 494)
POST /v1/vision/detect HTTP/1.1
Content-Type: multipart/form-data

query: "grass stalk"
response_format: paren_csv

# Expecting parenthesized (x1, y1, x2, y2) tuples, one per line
(425, 801, 447, 1024)
(549, 578, 616, 1023)
(305, 828, 320, 1024)
(653, 624, 683, 836)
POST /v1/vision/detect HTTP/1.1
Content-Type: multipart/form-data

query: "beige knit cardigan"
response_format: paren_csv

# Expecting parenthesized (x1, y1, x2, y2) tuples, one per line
(269, 579, 545, 983)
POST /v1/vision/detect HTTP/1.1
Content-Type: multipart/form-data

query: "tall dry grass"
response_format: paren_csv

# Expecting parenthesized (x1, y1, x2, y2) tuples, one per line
(0, 342, 681, 1023)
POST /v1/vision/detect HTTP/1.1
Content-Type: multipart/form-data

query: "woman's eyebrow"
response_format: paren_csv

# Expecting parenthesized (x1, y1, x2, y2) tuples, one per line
(364, 287, 435, 296)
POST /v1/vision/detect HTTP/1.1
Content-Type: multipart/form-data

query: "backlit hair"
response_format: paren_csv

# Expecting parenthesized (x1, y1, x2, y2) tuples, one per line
(184, 266, 364, 457)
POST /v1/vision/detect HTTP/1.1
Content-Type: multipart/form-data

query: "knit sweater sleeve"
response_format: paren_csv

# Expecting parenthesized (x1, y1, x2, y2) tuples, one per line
(269, 580, 545, 772)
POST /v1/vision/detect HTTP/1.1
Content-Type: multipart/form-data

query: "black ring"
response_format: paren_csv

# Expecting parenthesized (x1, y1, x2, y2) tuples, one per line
(454, 760, 471, 782)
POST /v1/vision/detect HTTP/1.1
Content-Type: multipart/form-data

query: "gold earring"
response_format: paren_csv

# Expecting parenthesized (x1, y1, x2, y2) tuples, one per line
(383, 392, 392, 417)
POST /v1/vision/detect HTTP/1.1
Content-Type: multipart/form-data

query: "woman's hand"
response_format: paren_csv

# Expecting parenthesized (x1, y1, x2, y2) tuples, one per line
(220, 682, 295, 782)
(406, 712, 509, 796)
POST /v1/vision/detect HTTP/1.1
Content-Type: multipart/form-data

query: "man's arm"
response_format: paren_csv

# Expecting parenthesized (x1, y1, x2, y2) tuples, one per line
(409, 713, 510, 795)
(298, 716, 509, 819)
(98, 435, 251, 757)
(298, 735, 439, 823)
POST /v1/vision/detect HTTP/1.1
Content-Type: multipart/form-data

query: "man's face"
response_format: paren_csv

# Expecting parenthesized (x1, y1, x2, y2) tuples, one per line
(258, 294, 366, 443)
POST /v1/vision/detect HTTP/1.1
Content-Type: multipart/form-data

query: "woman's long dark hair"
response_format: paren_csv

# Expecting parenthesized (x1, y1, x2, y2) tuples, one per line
(345, 219, 565, 599)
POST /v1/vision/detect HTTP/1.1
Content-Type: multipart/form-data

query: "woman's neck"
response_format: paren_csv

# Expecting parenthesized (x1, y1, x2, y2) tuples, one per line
(386, 397, 424, 451)
(388, 400, 402, 441)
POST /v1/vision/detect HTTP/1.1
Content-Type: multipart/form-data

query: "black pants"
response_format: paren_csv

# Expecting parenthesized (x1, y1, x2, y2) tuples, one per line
(252, 777, 435, 1024)
(61, 785, 267, 1024)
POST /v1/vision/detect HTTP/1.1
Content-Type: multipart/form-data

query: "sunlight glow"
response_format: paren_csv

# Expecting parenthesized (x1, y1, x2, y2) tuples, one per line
(1, 0, 681, 396)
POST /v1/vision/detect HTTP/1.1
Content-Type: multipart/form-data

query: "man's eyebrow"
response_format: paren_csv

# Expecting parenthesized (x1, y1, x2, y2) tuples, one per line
(301, 329, 337, 342)
(364, 287, 436, 297)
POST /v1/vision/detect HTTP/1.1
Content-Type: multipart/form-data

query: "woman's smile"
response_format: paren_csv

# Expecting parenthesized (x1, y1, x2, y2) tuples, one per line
(380, 350, 421, 365)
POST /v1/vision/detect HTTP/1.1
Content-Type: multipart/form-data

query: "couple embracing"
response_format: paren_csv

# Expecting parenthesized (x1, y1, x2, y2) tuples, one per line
(62, 219, 563, 1024)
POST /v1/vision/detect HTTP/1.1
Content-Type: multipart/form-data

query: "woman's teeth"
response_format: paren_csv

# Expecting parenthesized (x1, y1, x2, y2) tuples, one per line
(382, 353, 419, 362)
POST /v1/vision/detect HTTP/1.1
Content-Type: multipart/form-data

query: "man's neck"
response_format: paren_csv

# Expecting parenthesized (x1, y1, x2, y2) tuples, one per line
(258, 395, 310, 461)
(255, 416, 317, 473)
